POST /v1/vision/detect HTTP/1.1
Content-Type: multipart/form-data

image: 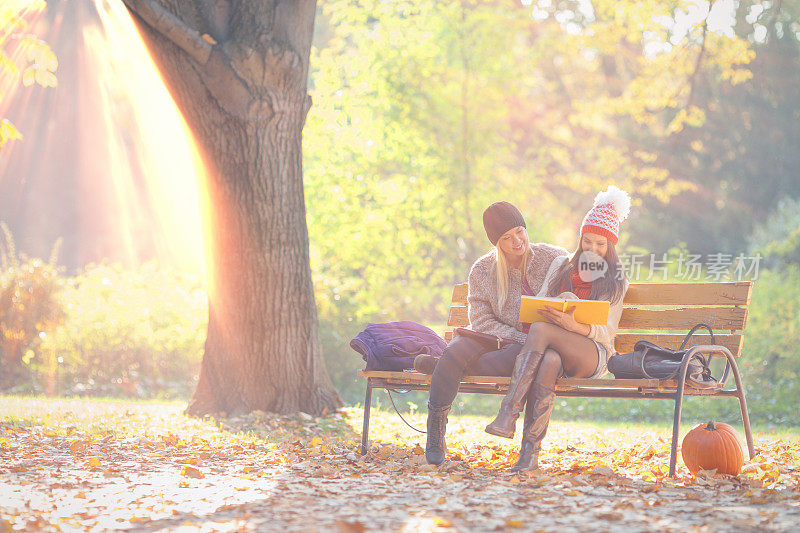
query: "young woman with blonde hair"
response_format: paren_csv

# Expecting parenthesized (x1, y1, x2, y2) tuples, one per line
(422, 201, 567, 465)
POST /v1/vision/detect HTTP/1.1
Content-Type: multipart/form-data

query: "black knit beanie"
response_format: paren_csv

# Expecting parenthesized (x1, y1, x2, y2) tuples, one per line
(482, 201, 526, 246)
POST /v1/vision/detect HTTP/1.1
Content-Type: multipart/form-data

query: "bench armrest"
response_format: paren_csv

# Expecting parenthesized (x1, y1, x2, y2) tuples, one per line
(682, 345, 735, 388)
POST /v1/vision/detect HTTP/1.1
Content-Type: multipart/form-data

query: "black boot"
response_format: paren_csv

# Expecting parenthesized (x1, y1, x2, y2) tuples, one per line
(510, 382, 555, 472)
(485, 351, 544, 438)
(425, 402, 450, 465)
(414, 354, 440, 374)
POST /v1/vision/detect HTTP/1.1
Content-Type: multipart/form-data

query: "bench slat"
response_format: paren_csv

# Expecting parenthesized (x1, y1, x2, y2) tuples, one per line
(452, 283, 468, 304)
(449, 304, 748, 332)
(442, 331, 743, 356)
(614, 333, 742, 355)
(357, 370, 721, 391)
(619, 307, 747, 331)
(451, 282, 753, 306)
(447, 305, 470, 327)
(623, 282, 752, 306)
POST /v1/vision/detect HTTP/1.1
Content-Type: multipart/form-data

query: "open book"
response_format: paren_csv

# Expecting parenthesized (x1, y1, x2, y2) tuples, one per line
(519, 296, 610, 325)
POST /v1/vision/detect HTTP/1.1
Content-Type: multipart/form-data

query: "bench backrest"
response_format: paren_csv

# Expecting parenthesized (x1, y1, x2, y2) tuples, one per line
(445, 281, 753, 356)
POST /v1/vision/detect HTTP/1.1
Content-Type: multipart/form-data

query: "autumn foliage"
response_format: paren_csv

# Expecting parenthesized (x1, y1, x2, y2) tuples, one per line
(1, 397, 798, 530)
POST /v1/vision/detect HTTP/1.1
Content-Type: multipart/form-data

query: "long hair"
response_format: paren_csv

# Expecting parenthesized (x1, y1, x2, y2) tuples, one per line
(547, 240, 626, 304)
(495, 245, 531, 310)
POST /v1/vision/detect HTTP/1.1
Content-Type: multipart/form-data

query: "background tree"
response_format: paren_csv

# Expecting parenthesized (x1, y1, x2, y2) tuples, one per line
(120, 0, 342, 415)
(304, 0, 758, 398)
(629, 0, 800, 254)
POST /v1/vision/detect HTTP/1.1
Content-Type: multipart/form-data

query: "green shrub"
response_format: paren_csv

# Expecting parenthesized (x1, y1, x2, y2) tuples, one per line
(0, 224, 65, 390)
(37, 262, 207, 398)
(738, 267, 800, 381)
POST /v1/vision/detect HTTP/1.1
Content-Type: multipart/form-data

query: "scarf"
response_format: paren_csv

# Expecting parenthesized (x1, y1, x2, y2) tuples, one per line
(560, 269, 592, 300)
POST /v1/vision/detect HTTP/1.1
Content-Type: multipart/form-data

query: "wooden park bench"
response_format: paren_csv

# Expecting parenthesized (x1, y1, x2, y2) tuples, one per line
(357, 281, 756, 476)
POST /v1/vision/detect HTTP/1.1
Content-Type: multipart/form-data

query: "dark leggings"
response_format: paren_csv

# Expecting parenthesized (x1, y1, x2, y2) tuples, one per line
(429, 336, 521, 408)
(429, 322, 599, 408)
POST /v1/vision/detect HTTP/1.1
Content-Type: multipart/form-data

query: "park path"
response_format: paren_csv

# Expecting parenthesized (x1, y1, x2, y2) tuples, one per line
(1, 399, 798, 531)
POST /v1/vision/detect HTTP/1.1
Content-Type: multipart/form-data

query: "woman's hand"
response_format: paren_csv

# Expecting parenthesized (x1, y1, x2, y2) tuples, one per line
(539, 306, 591, 336)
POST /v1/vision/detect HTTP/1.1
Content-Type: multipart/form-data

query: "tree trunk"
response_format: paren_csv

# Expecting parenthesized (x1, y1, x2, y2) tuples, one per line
(122, 0, 342, 415)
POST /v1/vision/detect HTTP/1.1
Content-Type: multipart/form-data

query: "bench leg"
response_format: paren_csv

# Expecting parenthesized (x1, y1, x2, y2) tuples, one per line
(725, 353, 756, 459)
(670, 347, 756, 477)
(669, 348, 695, 478)
(669, 387, 685, 478)
(360, 380, 373, 456)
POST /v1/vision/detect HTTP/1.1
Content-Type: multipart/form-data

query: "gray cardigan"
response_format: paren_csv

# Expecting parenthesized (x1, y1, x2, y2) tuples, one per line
(467, 243, 568, 344)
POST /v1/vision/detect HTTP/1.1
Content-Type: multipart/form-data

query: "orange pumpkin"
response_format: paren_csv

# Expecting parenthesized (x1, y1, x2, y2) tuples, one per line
(681, 421, 744, 475)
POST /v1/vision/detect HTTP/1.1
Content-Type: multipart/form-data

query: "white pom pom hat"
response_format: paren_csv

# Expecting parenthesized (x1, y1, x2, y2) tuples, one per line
(580, 185, 631, 245)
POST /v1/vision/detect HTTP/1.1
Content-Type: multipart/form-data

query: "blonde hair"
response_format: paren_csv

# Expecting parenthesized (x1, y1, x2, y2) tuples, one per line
(495, 245, 530, 309)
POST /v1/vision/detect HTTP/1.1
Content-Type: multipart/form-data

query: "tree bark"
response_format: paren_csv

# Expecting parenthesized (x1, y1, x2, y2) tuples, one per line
(122, 0, 342, 415)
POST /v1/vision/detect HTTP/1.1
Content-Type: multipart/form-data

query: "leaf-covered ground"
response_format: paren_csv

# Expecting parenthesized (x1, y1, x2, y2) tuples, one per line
(1, 396, 799, 532)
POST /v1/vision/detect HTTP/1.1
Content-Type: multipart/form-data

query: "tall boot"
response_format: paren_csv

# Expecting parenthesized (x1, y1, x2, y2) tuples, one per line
(510, 382, 556, 472)
(425, 402, 451, 465)
(484, 350, 544, 438)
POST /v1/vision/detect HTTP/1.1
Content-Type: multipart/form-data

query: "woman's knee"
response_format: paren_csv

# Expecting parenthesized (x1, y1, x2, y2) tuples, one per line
(441, 336, 485, 370)
(524, 321, 558, 348)
(535, 349, 564, 385)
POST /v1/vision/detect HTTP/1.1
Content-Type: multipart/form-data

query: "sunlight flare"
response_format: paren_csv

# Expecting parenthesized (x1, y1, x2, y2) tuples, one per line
(0, 0, 211, 281)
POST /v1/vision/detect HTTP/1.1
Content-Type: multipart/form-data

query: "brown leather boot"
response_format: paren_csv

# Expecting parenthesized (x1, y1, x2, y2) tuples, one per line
(510, 382, 556, 472)
(484, 350, 544, 438)
(425, 402, 450, 465)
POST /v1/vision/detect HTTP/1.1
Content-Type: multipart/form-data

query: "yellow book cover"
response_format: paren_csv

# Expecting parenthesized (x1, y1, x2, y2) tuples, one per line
(519, 296, 610, 325)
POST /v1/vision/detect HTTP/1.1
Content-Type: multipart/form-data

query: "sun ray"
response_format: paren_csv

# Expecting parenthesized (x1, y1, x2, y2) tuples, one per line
(0, 0, 212, 284)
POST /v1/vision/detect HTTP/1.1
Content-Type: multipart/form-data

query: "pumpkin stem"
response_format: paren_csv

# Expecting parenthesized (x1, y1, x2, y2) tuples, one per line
(706, 421, 716, 431)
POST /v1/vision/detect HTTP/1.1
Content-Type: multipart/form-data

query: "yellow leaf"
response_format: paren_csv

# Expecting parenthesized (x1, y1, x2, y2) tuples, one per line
(506, 521, 524, 528)
(87, 457, 101, 467)
(242, 466, 255, 473)
(437, 496, 446, 504)
(0, 119, 23, 143)
(201, 33, 217, 45)
(308, 437, 323, 447)
(41, 48, 58, 70)
(35, 70, 57, 88)
(22, 67, 35, 87)
(0, 437, 10, 447)
(74, 491, 87, 499)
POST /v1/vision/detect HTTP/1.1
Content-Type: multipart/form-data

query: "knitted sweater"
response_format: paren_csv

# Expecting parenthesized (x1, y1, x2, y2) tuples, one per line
(467, 243, 568, 344)
(536, 255, 629, 357)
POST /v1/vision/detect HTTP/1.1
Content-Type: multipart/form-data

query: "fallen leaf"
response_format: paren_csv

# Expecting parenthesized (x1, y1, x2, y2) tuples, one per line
(335, 520, 366, 532)
(181, 465, 204, 479)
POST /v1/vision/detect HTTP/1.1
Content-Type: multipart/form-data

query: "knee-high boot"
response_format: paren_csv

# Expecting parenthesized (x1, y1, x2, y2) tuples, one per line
(425, 402, 451, 465)
(484, 350, 544, 438)
(510, 382, 556, 472)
